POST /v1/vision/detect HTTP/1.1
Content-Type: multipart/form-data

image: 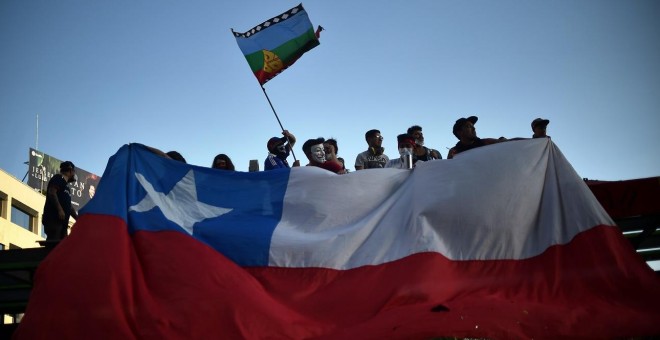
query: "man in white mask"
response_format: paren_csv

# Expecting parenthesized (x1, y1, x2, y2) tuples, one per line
(302, 138, 343, 174)
(386, 134, 417, 169)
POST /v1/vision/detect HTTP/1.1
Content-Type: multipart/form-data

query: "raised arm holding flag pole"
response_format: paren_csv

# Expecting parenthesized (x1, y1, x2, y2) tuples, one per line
(231, 3, 323, 164)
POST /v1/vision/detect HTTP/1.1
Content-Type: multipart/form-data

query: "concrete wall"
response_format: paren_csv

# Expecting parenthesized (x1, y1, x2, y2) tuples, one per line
(0, 169, 46, 249)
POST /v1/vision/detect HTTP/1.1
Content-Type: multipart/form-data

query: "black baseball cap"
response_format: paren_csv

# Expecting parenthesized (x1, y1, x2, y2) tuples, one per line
(531, 118, 550, 130)
(267, 136, 287, 151)
(452, 116, 478, 139)
(60, 161, 75, 170)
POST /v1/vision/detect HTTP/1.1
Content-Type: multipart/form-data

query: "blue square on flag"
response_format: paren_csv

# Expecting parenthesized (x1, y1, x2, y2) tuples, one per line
(87, 144, 290, 266)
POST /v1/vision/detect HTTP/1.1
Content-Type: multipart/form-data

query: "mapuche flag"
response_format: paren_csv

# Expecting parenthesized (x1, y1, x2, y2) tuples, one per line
(14, 139, 660, 339)
(232, 4, 321, 85)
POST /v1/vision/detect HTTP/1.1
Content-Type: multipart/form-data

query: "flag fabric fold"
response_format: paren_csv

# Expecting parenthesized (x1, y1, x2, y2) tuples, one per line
(232, 4, 320, 85)
(14, 139, 660, 339)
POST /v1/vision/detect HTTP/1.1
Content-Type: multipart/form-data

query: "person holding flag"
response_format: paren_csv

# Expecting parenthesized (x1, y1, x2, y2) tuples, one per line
(265, 130, 299, 171)
(233, 4, 321, 172)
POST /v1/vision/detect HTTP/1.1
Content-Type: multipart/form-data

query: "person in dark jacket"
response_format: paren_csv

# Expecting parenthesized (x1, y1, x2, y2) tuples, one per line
(448, 116, 503, 159)
(42, 161, 78, 242)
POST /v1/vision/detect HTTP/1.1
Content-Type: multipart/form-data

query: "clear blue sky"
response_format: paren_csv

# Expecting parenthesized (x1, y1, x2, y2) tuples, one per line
(1, 1, 658, 181)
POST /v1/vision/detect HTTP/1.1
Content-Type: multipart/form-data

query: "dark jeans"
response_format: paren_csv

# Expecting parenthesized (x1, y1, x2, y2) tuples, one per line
(43, 220, 68, 242)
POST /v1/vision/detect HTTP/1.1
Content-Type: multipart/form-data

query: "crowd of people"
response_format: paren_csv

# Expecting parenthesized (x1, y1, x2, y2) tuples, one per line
(44, 117, 549, 242)
(155, 116, 551, 174)
(152, 116, 550, 174)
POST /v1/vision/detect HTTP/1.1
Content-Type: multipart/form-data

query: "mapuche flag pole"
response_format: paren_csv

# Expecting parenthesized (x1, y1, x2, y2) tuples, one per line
(232, 4, 323, 161)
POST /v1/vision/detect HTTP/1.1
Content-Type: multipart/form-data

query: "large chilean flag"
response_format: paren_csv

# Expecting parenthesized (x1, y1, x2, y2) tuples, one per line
(15, 139, 660, 339)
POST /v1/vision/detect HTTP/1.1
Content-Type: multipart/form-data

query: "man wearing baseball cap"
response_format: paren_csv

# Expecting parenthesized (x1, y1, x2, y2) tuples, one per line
(448, 116, 503, 159)
(264, 130, 299, 170)
(531, 118, 550, 138)
(42, 160, 78, 243)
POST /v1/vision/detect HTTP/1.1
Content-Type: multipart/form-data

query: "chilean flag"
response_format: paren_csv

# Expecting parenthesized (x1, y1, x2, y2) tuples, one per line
(15, 139, 660, 339)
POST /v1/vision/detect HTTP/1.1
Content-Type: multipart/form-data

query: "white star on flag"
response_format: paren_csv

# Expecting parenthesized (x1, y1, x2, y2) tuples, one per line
(129, 169, 233, 235)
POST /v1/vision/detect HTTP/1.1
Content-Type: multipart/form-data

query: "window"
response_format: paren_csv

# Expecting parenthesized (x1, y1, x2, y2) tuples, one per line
(0, 191, 7, 219)
(10, 199, 38, 233)
(11, 205, 32, 231)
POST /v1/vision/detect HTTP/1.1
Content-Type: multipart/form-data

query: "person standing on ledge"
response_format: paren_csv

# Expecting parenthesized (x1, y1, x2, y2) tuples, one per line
(42, 161, 78, 243)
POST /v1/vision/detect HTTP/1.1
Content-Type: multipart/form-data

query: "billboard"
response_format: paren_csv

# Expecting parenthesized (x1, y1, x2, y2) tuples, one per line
(27, 148, 101, 210)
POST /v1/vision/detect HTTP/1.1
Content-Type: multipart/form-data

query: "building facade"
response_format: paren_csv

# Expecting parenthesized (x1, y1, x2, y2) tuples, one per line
(0, 168, 68, 250)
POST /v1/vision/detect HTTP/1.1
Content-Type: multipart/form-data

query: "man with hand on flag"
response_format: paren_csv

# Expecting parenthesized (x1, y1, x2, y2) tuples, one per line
(531, 118, 551, 138)
(265, 130, 299, 170)
(448, 116, 504, 159)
